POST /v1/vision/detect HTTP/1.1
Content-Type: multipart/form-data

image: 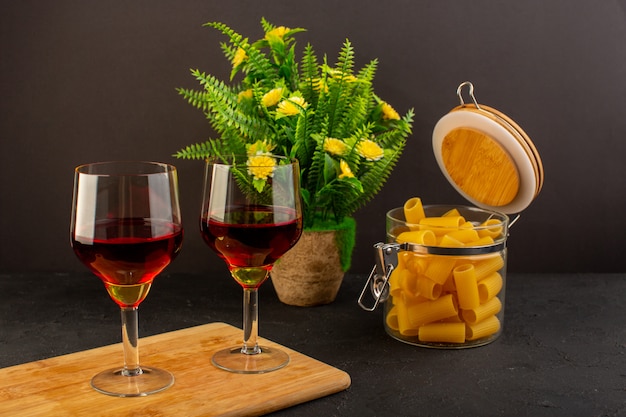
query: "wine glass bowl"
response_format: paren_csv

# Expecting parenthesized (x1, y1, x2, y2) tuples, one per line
(70, 161, 183, 396)
(200, 155, 302, 373)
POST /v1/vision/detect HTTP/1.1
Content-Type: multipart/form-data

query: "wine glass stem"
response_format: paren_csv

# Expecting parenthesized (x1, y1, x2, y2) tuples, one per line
(120, 306, 142, 376)
(242, 288, 261, 355)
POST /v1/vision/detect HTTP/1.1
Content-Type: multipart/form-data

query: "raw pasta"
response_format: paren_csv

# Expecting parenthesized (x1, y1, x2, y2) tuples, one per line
(478, 219, 504, 238)
(466, 316, 501, 341)
(396, 297, 420, 336)
(419, 216, 465, 235)
(438, 234, 465, 248)
(461, 297, 502, 325)
(453, 264, 480, 310)
(473, 254, 505, 281)
(396, 230, 437, 245)
(418, 322, 466, 343)
(386, 305, 399, 331)
(416, 276, 442, 300)
(424, 257, 457, 285)
(385, 197, 507, 344)
(445, 228, 480, 244)
(478, 272, 503, 303)
(399, 269, 418, 297)
(403, 197, 426, 225)
(407, 293, 458, 327)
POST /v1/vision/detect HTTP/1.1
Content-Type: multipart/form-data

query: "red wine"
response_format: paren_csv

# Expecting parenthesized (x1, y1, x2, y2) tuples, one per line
(200, 206, 302, 271)
(72, 218, 183, 306)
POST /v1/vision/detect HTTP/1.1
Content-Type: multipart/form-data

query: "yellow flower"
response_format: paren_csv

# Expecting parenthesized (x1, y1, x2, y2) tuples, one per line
(246, 140, 274, 156)
(339, 160, 355, 179)
(232, 47, 247, 67)
(323, 138, 348, 156)
(238, 89, 253, 102)
(247, 155, 276, 180)
(266, 26, 289, 40)
(261, 88, 283, 107)
(277, 96, 307, 116)
(381, 102, 401, 120)
(357, 139, 384, 161)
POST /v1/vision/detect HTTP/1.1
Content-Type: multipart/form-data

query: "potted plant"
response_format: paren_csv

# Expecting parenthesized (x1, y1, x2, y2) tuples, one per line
(176, 18, 414, 305)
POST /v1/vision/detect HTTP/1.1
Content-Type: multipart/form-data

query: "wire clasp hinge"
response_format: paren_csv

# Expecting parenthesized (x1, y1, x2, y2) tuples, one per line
(357, 242, 405, 311)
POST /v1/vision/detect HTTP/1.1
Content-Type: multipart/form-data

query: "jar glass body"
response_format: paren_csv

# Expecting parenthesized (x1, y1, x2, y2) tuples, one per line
(384, 205, 508, 348)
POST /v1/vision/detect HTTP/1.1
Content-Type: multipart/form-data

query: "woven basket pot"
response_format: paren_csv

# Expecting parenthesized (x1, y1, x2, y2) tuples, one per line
(270, 229, 347, 307)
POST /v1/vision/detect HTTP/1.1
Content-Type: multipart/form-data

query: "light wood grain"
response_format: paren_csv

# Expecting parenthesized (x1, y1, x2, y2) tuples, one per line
(471, 104, 544, 196)
(441, 127, 520, 207)
(0, 322, 351, 417)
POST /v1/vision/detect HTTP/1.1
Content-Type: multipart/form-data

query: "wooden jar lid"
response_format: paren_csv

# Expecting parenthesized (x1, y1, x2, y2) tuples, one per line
(432, 82, 543, 214)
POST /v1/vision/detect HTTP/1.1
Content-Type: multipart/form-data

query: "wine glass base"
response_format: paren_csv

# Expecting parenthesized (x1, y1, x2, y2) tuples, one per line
(212, 346, 290, 374)
(90, 366, 174, 397)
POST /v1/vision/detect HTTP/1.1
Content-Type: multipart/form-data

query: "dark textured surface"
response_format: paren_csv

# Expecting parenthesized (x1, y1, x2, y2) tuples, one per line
(1, 272, 625, 416)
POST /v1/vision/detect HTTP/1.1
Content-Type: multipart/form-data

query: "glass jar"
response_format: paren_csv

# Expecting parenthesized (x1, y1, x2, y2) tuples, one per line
(381, 205, 508, 348)
(357, 82, 540, 348)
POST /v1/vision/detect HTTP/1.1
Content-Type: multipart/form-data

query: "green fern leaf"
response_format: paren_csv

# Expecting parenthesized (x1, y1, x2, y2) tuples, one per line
(176, 19, 415, 228)
(172, 141, 213, 160)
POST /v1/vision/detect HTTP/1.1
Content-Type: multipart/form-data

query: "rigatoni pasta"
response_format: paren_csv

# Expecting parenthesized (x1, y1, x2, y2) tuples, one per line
(419, 322, 466, 343)
(420, 215, 465, 235)
(453, 264, 480, 310)
(424, 257, 457, 285)
(403, 197, 426, 225)
(406, 294, 458, 327)
(385, 197, 507, 345)
(396, 230, 436, 245)
(466, 316, 501, 341)
(473, 254, 505, 281)
(395, 297, 420, 337)
(445, 228, 480, 244)
(478, 272, 503, 303)
(416, 276, 442, 300)
(461, 297, 502, 325)
(386, 305, 399, 331)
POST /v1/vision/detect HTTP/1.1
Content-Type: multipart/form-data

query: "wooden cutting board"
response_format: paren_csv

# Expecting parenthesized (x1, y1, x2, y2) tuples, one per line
(0, 322, 351, 416)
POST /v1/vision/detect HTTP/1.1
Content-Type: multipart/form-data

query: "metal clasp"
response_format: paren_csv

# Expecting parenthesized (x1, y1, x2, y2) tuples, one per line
(457, 81, 481, 110)
(358, 242, 405, 311)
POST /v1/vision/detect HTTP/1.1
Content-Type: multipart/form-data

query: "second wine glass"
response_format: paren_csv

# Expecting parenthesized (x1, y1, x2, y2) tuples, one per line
(200, 155, 303, 374)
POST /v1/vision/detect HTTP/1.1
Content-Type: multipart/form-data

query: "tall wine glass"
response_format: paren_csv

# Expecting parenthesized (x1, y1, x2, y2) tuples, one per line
(70, 161, 183, 396)
(200, 155, 303, 373)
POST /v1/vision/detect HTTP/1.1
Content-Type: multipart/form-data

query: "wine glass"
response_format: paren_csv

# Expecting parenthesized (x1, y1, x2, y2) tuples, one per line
(200, 155, 303, 373)
(70, 161, 183, 396)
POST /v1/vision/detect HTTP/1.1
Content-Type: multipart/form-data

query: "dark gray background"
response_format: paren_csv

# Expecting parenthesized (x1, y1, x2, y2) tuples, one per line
(2, 1, 625, 275)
